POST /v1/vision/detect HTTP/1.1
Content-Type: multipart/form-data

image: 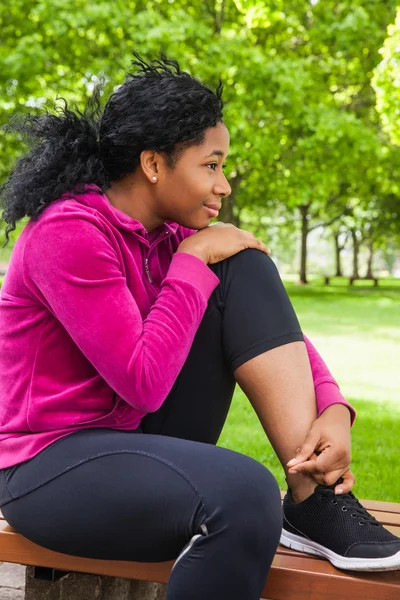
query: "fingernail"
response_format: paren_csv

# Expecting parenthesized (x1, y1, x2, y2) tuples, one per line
(287, 459, 297, 466)
(288, 468, 298, 474)
(336, 488, 344, 495)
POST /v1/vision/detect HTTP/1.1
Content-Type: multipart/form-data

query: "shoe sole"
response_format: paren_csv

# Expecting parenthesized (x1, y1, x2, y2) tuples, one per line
(280, 530, 400, 572)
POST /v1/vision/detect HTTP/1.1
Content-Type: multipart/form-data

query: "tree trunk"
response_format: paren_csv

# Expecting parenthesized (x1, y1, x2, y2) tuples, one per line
(365, 242, 374, 279)
(384, 246, 395, 275)
(351, 229, 360, 280)
(219, 195, 240, 225)
(219, 174, 243, 226)
(299, 204, 310, 284)
(334, 233, 343, 277)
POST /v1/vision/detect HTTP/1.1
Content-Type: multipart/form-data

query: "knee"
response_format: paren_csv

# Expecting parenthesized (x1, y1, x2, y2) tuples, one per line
(236, 460, 282, 533)
(228, 248, 278, 276)
(209, 456, 282, 553)
(211, 248, 282, 297)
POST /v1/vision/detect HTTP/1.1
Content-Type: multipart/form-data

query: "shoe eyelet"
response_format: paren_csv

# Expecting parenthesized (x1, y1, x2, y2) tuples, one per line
(341, 506, 347, 512)
(331, 500, 338, 505)
(351, 513, 357, 518)
(358, 520, 364, 526)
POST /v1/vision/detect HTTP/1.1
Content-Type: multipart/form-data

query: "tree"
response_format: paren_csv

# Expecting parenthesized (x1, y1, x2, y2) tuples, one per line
(1, 0, 399, 283)
(330, 226, 349, 277)
(373, 7, 400, 145)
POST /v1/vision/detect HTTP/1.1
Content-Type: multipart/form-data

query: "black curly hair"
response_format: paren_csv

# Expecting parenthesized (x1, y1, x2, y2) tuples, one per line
(0, 53, 224, 241)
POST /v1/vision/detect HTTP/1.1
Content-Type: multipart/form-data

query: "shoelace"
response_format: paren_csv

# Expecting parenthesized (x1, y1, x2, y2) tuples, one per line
(318, 488, 381, 526)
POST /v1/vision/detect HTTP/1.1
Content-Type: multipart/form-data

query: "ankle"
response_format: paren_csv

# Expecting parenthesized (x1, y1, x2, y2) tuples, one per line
(287, 474, 316, 504)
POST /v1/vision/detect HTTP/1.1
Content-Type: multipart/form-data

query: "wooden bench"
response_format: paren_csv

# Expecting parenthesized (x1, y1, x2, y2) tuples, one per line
(1, 494, 399, 599)
(323, 276, 380, 287)
(349, 276, 379, 287)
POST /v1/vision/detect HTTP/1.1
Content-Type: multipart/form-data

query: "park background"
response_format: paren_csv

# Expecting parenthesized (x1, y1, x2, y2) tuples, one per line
(0, 0, 399, 501)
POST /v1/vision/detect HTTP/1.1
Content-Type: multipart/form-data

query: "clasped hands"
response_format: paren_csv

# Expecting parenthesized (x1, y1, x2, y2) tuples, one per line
(286, 404, 355, 495)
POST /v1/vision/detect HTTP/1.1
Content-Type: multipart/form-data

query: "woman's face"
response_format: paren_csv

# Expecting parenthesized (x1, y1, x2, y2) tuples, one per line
(155, 121, 231, 230)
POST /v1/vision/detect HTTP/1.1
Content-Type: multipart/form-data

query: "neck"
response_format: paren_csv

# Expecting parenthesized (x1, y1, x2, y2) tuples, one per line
(105, 175, 164, 232)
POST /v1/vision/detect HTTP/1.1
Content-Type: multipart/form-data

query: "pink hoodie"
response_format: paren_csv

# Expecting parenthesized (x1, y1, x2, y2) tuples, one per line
(0, 187, 355, 469)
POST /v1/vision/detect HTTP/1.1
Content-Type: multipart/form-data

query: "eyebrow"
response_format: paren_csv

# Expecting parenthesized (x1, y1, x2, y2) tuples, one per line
(205, 150, 228, 159)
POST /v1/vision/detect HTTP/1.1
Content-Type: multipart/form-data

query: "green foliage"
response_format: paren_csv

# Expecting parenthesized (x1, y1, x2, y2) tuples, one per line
(1, 0, 399, 272)
(373, 7, 400, 144)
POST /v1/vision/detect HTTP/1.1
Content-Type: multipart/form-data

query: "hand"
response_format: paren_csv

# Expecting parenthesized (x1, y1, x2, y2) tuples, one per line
(286, 404, 355, 494)
(177, 222, 270, 264)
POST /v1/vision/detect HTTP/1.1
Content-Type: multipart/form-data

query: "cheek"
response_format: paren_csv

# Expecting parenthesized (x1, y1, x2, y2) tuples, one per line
(167, 174, 209, 207)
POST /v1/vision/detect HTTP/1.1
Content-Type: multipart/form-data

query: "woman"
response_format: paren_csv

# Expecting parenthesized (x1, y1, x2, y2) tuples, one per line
(0, 54, 398, 599)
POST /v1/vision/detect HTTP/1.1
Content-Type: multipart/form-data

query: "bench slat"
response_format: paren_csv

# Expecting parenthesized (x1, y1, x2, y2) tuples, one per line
(1, 521, 399, 600)
(370, 510, 400, 526)
(356, 499, 400, 514)
(267, 554, 400, 600)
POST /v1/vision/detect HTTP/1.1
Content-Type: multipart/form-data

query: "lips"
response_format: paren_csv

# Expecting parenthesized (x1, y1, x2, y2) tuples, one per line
(204, 203, 221, 218)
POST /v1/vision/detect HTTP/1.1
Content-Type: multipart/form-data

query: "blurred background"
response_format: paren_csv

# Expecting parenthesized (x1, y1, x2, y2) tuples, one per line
(0, 0, 399, 500)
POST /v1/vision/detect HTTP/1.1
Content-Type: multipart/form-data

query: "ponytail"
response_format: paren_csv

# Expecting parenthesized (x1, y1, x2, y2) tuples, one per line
(0, 88, 107, 242)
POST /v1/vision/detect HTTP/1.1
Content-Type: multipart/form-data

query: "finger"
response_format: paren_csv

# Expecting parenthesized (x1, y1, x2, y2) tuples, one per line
(257, 241, 270, 254)
(315, 469, 344, 487)
(243, 238, 269, 255)
(306, 465, 353, 488)
(335, 470, 356, 495)
(287, 428, 320, 471)
(295, 457, 347, 480)
(290, 445, 342, 476)
(289, 458, 321, 475)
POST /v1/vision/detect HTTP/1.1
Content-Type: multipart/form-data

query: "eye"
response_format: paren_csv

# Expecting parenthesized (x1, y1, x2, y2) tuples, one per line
(206, 163, 227, 171)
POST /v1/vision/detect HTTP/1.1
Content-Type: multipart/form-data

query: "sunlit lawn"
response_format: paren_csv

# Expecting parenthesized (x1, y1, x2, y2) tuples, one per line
(218, 277, 400, 502)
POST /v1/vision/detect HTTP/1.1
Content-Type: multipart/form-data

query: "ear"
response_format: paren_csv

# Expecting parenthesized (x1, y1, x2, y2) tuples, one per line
(140, 150, 166, 184)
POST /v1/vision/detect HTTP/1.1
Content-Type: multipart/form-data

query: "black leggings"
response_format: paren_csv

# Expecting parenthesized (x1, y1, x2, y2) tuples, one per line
(0, 249, 304, 600)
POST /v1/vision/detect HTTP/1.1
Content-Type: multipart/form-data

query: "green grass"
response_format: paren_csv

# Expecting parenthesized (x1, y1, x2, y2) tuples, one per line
(218, 277, 400, 502)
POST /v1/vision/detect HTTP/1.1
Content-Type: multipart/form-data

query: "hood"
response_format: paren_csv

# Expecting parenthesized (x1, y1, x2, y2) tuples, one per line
(61, 185, 180, 243)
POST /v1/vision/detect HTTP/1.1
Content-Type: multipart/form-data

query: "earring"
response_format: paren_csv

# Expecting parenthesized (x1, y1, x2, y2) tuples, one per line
(152, 176, 158, 182)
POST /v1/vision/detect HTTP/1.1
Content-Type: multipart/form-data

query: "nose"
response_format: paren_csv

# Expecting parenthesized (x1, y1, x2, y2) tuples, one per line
(213, 171, 232, 198)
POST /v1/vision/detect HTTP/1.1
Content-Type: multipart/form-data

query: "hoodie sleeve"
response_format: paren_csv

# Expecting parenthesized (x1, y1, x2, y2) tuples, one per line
(24, 214, 219, 414)
(304, 335, 356, 425)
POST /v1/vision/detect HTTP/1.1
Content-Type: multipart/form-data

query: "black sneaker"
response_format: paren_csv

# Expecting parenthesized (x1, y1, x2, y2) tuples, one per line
(280, 483, 400, 571)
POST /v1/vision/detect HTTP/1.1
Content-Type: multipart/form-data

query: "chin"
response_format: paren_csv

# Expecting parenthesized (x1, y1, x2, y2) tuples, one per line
(196, 220, 212, 230)
(175, 216, 211, 231)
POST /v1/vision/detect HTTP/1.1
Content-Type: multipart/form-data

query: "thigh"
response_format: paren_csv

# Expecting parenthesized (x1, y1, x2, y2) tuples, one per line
(1, 429, 278, 562)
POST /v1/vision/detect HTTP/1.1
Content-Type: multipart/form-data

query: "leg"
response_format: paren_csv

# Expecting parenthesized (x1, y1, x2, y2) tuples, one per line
(216, 249, 318, 501)
(143, 249, 317, 501)
(235, 344, 317, 502)
(1, 429, 282, 600)
(203, 249, 399, 571)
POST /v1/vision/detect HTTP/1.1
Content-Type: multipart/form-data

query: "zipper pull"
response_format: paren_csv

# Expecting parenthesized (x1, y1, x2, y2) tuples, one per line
(145, 258, 153, 283)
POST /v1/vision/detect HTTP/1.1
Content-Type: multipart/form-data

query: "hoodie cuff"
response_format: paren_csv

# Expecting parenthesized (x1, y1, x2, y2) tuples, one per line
(166, 252, 220, 300)
(316, 381, 356, 426)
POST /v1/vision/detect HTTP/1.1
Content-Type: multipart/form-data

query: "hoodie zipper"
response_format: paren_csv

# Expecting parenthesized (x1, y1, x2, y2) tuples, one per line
(144, 258, 153, 283)
(144, 229, 171, 285)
